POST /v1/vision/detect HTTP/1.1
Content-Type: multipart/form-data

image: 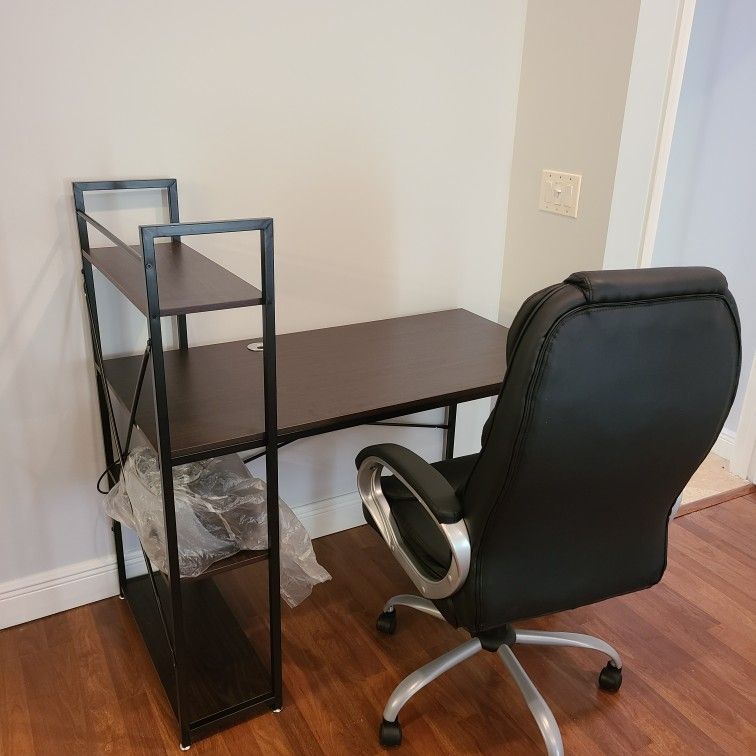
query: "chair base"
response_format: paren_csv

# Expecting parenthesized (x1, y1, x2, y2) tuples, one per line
(377, 595, 623, 755)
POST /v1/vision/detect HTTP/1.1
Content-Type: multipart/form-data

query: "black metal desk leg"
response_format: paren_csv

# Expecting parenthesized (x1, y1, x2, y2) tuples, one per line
(443, 404, 457, 460)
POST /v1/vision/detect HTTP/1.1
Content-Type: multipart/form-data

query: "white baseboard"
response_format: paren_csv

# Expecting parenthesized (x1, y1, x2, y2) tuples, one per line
(712, 428, 737, 461)
(295, 490, 365, 540)
(731, 355, 756, 481)
(0, 549, 144, 630)
(0, 491, 365, 630)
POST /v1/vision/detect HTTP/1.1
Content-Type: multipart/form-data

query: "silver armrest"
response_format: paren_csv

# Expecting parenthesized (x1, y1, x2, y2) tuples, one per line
(357, 455, 471, 599)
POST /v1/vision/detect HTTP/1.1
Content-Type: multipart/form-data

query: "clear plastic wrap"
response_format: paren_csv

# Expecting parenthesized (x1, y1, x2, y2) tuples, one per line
(104, 447, 331, 607)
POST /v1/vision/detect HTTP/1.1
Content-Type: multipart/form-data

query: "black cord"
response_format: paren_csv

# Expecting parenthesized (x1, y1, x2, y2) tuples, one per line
(96, 460, 121, 494)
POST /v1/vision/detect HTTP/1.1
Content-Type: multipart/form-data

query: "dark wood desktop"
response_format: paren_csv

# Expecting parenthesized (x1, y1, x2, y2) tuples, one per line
(106, 308, 509, 464)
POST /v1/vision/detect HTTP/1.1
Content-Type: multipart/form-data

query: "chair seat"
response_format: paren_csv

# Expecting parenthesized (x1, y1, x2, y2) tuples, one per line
(363, 454, 476, 579)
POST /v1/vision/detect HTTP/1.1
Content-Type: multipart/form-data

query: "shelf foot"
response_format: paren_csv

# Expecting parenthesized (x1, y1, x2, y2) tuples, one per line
(180, 744, 191, 751)
(273, 707, 282, 713)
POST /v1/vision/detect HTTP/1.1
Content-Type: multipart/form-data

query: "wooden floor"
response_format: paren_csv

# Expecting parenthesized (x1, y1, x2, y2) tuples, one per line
(2, 494, 755, 755)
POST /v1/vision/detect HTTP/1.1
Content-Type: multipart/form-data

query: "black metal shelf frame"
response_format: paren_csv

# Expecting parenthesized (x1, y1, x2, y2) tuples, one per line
(73, 179, 280, 748)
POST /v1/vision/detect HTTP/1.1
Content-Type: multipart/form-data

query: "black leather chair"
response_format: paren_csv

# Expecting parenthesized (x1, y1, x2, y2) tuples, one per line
(356, 268, 741, 753)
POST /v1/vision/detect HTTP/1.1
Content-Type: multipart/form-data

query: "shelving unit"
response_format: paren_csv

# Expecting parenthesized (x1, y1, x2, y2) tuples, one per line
(74, 178, 280, 748)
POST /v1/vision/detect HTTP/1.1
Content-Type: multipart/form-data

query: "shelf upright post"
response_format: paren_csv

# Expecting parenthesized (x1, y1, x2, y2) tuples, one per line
(166, 179, 188, 350)
(73, 182, 128, 597)
(260, 220, 282, 710)
(140, 226, 191, 749)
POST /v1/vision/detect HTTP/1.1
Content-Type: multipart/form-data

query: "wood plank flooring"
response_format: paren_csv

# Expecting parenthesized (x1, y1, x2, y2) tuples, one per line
(1, 494, 754, 755)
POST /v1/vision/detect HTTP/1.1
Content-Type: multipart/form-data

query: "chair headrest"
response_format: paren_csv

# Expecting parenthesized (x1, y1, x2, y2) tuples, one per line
(564, 267, 728, 304)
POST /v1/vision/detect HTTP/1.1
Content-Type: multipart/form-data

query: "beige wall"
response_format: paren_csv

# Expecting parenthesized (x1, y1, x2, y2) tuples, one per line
(499, 0, 641, 324)
(0, 0, 527, 621)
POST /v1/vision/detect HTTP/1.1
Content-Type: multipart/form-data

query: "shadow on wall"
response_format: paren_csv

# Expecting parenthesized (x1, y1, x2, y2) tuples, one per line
(0, 193, 108, 579)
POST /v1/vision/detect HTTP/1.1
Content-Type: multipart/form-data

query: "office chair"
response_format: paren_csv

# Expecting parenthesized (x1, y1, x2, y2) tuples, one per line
(356, 268, 740, 753)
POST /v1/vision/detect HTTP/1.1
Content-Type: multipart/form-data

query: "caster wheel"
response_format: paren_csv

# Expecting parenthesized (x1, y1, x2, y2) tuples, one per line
(379, 718, 402, 747)
(376, 610, 397, 635)
(598, 662, 622, 692)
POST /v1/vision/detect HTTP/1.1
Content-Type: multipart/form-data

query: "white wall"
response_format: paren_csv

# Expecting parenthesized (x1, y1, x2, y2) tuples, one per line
(0, 0, 527, 624)
(652, 0, 756, 435)
(499, 0, 641, 325)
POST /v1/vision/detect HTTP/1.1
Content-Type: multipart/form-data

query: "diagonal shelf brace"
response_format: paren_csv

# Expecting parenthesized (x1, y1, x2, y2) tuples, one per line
(81, 287, 179, 658)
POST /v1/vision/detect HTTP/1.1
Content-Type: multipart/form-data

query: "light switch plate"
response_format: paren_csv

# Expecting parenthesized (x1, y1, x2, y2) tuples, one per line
(539, 170, 581, 218)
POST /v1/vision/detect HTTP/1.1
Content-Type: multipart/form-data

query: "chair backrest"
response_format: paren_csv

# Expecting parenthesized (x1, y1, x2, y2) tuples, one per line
(455, 267, 741, 632)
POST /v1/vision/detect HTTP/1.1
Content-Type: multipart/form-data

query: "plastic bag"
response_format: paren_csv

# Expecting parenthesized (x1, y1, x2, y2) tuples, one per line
(104, 447, 331, 607)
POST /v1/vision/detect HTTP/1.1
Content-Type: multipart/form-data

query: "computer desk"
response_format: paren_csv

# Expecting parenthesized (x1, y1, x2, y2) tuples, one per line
(103, 307, 509, 739)
(106, 308, 509, 465)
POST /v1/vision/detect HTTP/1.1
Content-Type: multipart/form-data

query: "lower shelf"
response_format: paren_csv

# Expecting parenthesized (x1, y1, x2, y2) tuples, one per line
(125, 573, 273, 737)
(182, 549, 270, 583)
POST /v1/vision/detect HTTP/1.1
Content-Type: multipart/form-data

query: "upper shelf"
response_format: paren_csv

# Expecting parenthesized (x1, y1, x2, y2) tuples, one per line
(84, 240, 263, 316)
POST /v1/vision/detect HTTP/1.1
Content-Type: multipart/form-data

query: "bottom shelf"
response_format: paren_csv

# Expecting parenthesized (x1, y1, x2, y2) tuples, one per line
(125, 573, 274, 739)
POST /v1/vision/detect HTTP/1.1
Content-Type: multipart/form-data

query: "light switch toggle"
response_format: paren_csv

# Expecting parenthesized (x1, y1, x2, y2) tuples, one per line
(539, 170, 582, 218)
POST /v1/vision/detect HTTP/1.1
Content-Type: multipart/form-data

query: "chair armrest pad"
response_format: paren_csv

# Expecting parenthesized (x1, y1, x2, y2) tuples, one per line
(355, 443, 463, 524)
